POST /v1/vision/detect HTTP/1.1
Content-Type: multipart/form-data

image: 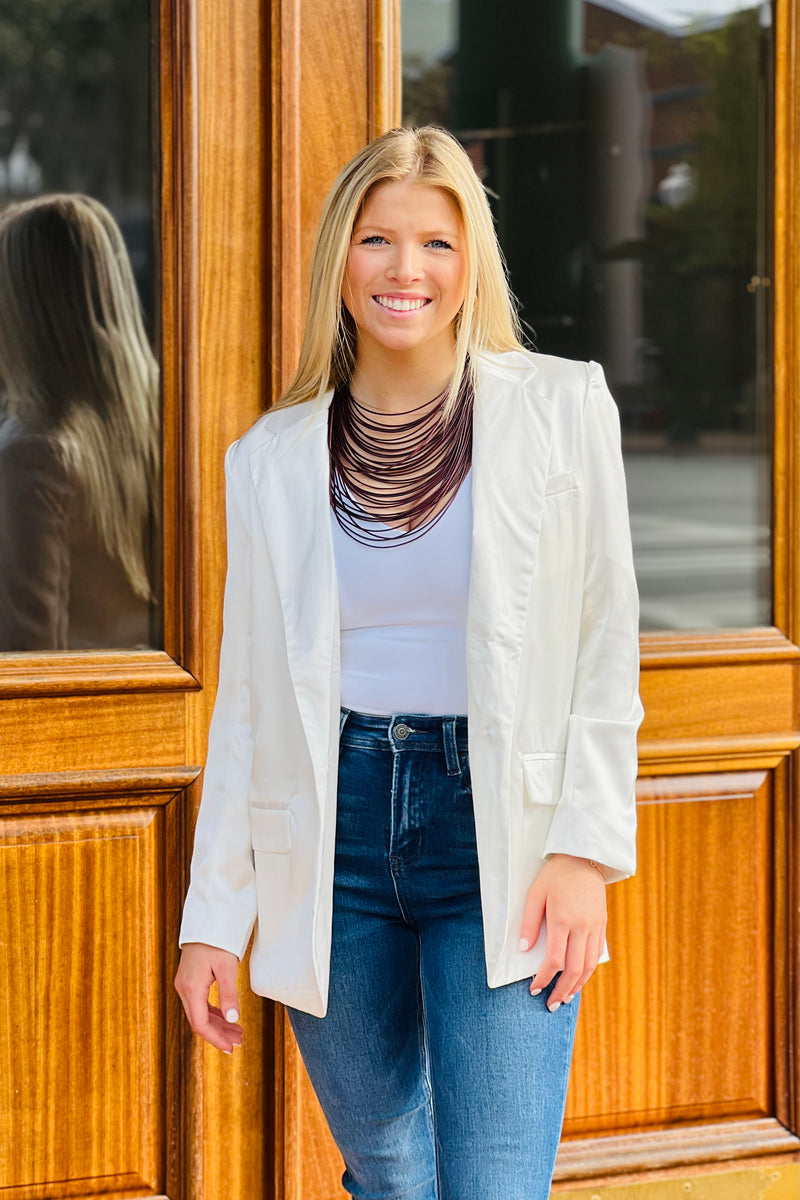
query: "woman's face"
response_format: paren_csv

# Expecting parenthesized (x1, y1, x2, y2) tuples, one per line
(342, 179, 468, 360)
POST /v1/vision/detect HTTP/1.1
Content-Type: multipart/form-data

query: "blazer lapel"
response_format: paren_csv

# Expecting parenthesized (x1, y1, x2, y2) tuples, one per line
(248, 396, 338, 811)
(468, 354, 553, 738)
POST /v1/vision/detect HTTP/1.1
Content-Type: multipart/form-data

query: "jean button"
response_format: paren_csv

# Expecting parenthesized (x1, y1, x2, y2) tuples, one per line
(394, 723, 412, 740)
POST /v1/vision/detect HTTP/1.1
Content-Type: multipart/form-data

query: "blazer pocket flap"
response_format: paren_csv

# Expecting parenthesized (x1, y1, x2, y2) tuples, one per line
(545, 471, 578, 497)
(250, 805, 292, 854)
(521, 753, 565, 806)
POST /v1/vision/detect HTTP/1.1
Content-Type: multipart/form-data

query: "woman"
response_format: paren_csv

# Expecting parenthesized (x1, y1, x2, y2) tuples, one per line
(176, 126, 643, 1199)
(0, 193, 159, 650)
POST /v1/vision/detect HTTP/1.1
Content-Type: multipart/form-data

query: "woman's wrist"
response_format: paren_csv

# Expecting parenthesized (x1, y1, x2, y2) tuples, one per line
(549, 852, 608, 882)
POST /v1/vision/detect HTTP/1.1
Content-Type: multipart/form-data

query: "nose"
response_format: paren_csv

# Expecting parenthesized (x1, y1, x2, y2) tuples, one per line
(387, 241, 423, 284)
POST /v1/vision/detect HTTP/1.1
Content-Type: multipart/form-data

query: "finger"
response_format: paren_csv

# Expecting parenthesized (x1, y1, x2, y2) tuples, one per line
(564, 929, 604, 1001)
(530, 922, 568, 996)
(547, 930, 588, 1009)
(214, 964, 241, 1026)
(181, 976, 242, 1052)
(519, 884, 546, 953)
(193, 1004, 242, 1053)
(207, 1004, 244, 1037)
(179, 974, 215, 1039)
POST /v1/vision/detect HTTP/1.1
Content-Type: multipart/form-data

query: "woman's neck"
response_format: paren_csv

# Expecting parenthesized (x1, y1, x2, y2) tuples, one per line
(349, 342, 457, 415)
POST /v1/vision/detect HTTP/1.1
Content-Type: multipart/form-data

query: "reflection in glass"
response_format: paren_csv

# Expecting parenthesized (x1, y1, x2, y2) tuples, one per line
(0, 195, 160, 651)
(402, 0, 772, 631)
(0, 1, 160, 651)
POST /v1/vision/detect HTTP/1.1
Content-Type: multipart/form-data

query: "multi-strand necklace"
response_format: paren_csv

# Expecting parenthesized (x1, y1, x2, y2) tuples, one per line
(328, 365, 473, 547)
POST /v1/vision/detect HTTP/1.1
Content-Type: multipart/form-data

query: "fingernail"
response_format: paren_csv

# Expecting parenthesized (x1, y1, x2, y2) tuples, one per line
(225, 1008, 239, 1023)
(564, 995, 574, 1004)
(222, 1049, 232, 1055)
(518, 938, 530, 952)
(530, 987, 542, 996)
(547, 1000, 561, 1013)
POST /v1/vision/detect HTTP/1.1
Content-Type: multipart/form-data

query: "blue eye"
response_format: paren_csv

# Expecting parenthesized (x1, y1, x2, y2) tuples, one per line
(428, 239, 453, 250)
(359, 235, 386, 245)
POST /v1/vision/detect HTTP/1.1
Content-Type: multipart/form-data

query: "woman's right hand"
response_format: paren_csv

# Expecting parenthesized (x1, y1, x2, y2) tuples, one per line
(174, 942, 244, 1053)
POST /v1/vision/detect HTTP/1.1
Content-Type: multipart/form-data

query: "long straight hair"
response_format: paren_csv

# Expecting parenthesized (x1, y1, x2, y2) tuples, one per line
(0, 193, 159, 600)
(276, 126, 525, 418)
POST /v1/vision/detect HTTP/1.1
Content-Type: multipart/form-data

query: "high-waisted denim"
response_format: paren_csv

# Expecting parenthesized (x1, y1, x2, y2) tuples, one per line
(286, 708, 580, 1200)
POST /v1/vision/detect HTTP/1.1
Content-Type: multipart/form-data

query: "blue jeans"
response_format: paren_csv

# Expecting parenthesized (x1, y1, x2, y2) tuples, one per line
(286, 709, 579, 1200)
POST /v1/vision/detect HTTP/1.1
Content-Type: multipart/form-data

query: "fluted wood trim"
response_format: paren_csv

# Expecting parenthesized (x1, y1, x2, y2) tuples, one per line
(0, 651, 199, 698)
(554, 1118, 800, 1184)
(160, 0, 202, 676)
(0, 766, 200, 802)
(637, 734, 798, 774)
(268, 0, 302, 404)
(640, 627, 799, 669)
(369, 0, 401, 137)
(773, 0, 800, 645)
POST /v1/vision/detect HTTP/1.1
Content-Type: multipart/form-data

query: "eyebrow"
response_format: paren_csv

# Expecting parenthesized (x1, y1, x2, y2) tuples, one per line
(352, 225, 459, 238)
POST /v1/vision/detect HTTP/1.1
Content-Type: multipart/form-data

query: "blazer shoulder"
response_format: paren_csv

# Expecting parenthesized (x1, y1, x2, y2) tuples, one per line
(479, 349, 603, 406)
(226, 393, 332, 466)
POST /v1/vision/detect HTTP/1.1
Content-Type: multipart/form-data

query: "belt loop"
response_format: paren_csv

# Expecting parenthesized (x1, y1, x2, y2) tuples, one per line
(443, 716, 460, 776)
(339, 707, 350, 736)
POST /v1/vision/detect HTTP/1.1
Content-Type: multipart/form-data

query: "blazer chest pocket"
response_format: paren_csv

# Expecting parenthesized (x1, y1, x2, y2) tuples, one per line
(521, 752, 565, 806)
(250, 804, 292, 854)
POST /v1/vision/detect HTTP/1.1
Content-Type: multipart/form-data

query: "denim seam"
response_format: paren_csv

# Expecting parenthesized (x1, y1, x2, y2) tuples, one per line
(387, 749, 414, 926)
(417, 952, 441, 1200)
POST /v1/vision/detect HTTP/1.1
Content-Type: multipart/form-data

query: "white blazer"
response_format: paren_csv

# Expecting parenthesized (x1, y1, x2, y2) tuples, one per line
(179, 349, 644, 1018)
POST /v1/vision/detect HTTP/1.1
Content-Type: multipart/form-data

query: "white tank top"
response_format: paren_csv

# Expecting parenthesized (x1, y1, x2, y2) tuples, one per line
(331, 470, 472, 716)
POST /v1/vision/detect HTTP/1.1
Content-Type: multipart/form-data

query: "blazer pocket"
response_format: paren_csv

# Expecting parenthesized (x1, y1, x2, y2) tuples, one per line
(249, 804, 292, 854)
(521, 752, 565, 806)
(545, 471, 578, 498)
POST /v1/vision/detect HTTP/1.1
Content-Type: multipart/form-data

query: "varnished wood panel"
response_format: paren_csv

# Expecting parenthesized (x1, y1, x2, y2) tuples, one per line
(638, 663, 799, 747)
(563, 773, 773, 1137)
(0, 693, 187, 776)
(0, 806, 166, 1194)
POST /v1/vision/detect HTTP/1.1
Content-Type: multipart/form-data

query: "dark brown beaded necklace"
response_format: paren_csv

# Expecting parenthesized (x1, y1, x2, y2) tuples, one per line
(328, 364, 473, 547)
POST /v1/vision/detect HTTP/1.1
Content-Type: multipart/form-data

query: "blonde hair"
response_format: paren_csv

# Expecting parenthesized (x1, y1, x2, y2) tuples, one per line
(0, 193, 159, 600)
(277, 126, 524, 416)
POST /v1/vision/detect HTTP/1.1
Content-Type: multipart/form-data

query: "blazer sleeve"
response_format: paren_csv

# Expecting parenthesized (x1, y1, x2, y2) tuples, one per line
(542, 361, 644, 883)
(179, 440, 258, 958)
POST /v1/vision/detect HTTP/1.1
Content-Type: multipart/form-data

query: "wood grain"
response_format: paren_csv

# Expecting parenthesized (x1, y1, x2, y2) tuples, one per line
(563, 773, 773, 1136)
(0, 807, 166, 1194)
(638, 662, 799, 746)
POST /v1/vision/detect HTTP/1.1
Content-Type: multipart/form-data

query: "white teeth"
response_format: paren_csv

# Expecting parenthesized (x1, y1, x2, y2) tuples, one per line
(375, 296, 427, 311)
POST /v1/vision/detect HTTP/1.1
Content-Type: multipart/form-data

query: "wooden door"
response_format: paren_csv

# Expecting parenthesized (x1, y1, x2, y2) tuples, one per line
(265, 2, 800, 1199)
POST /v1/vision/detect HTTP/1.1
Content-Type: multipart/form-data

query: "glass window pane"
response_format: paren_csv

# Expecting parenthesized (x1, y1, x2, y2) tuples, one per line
(402, 0, 772, 632)
(0, 1, 161, 652)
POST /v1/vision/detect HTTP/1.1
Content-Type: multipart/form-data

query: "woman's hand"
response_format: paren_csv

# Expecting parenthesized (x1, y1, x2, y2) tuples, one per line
(174, 942, 244, 1053)
(519, 853, 607, 1011)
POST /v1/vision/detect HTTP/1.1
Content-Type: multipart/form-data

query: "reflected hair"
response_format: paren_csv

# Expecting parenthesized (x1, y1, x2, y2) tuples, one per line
(275, 125, 524, 417)
(0, 193, 159, 600)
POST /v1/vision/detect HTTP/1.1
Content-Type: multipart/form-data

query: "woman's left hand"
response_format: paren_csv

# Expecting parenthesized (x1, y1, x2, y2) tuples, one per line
(519, 853, 607, 1011)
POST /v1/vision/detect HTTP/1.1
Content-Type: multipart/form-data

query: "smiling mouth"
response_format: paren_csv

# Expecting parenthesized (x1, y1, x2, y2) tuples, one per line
(373, 295, 431, 312)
